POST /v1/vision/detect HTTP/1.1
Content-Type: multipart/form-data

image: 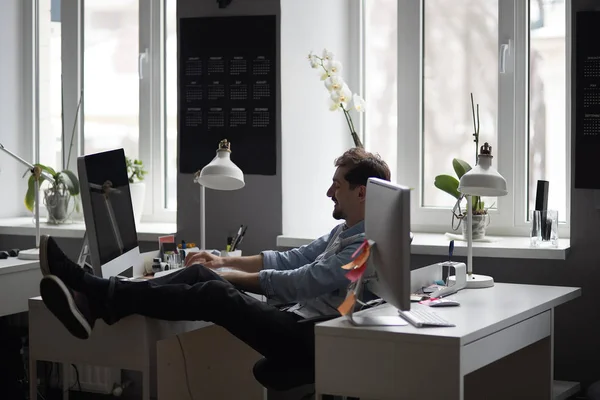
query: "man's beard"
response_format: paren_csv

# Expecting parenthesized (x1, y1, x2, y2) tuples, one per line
(332, 204, 344, 220)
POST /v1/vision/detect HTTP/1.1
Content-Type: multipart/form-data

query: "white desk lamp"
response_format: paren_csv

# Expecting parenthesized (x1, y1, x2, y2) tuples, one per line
(0, 143, 55, 260)
(451, 142, 507, 288)
(194, 139, 245, 250)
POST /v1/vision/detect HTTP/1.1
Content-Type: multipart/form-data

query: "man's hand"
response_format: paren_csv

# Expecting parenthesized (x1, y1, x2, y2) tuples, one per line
(184, 251, 225, 268)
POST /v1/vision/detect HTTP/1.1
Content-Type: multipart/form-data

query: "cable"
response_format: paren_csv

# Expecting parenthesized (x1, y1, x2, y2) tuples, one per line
(175, 334, 195, 400)
(70, 364, 81, 392)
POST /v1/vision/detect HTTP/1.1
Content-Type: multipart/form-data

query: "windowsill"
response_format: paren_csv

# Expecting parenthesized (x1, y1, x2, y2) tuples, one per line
(0, 217, 177, 242)
(277, 233, 570, 261)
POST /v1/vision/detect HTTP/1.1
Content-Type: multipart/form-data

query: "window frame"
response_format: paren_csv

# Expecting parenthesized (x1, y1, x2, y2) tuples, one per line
(31, 0, 176, 223)
(363, 0, 571, 238)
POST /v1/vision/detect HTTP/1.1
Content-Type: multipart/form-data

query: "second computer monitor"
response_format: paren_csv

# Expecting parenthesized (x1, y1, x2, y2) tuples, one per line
(78, 148, 144, 278)
(364, 178, 411, 312)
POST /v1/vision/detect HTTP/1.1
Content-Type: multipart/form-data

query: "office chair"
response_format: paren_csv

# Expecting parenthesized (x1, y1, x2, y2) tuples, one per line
(253, 315, 337, 400)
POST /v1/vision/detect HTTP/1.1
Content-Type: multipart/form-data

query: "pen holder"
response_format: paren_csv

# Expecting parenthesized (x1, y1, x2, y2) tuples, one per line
(221, 250, 242, 257)
(530, 210, 559, 248)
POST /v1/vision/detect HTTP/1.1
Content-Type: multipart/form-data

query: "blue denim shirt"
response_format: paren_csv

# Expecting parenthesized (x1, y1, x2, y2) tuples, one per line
(259, 221, 365, 317)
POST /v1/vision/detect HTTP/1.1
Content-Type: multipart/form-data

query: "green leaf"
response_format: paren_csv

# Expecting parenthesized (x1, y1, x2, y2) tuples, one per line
(25, 174, 37, 212)
(35, 163, 57, 178)
(452, 159, 472, 179)
(59, 170, 80, 195)
(434, 174, 461, 200)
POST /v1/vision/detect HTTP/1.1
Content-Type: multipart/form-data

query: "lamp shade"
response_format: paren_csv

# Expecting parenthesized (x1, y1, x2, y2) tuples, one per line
(458, 143, 507, 197)
(194, 139, 245, 191)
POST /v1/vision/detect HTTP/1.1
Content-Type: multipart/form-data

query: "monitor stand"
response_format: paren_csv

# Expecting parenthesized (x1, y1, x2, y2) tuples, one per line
(346, 314, 407, 326)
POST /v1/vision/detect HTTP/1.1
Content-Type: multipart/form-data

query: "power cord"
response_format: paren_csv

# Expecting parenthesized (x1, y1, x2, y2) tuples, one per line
(175, 334, 195, 400)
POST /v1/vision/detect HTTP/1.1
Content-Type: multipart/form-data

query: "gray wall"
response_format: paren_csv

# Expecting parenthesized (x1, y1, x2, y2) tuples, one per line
(176, 0, 281, 256)
(175, 0, 600, 390)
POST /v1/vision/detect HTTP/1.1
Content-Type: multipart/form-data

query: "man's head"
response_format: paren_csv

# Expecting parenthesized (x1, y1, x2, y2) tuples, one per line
(326, 148, 391, 226)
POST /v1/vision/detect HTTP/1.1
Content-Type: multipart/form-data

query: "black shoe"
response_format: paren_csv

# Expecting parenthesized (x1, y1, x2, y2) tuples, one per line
(40, 235, 85, 290)
(39, 275, 95, 340)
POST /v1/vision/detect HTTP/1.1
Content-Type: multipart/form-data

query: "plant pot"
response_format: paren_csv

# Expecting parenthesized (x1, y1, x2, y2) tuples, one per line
(461, 213, 489, 240)
(44, 189, 71, 224)
(129, 182, 146, 225)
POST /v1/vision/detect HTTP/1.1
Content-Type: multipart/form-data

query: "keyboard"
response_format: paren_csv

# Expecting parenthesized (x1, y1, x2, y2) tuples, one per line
(398, 309, 455, 327)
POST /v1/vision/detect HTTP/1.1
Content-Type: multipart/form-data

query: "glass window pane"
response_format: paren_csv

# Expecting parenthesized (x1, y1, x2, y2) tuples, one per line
(39, 0, 63, 170)
(364, 0, 398, 180)
(83, 0, 139, 159)
(423, 0, 499, 208)
(529, 0, 566, 222)
(165, 0, 177, 210)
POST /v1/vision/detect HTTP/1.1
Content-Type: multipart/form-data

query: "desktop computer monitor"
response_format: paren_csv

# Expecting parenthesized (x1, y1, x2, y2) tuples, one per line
(364, 178, 411, 312)
(78, 148, 145, 278)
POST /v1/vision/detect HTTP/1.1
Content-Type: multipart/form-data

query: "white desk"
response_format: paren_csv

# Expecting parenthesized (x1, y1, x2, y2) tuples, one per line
(0, 258, 41, 317)
(28, 296, 208, 400)
(315, 283, 580, 400)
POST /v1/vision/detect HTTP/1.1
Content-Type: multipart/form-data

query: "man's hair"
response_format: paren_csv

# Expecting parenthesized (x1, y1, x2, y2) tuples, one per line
(334, 147, 391, 189)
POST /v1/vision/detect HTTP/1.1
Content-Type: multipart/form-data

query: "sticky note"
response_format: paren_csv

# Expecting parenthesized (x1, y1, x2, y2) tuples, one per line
(337, 291, 356, 316)
(342, 244, 371, 270)
(345, 262, 367, 282)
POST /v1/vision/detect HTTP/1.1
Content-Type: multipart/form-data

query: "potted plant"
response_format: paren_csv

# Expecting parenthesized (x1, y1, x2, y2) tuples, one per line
(25, 166, 80, 224)
(434, 94, 490, 240)
(127, 156, 148, 225)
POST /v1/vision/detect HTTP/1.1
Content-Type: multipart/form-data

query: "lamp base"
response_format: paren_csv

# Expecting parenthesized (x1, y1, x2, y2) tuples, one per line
(448, 273, 494, 288)
(18, 248, 39, 260)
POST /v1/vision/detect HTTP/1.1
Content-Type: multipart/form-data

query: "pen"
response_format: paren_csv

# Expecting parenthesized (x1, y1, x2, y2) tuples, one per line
(226, 236, 233, 252)
(232, 226, 247, 251)
(230, 225, 243, 251)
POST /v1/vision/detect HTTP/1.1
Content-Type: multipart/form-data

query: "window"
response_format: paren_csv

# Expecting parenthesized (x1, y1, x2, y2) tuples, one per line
(365, 0, 569, 237)
(38, 0, 62, 170)
(165, 0, 177, 210)
(83, 0, 140, 159)
(33, 0, 176, 222)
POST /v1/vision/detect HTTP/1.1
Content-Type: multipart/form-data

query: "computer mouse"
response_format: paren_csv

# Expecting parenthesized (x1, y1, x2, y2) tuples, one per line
(8, 249, 19, 257)
(429, 298, 460, 307)
(0, 251, 9, 259)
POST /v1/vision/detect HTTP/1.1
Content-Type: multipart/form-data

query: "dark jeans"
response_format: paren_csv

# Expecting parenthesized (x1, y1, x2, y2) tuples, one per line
(106, 265, 314, 366)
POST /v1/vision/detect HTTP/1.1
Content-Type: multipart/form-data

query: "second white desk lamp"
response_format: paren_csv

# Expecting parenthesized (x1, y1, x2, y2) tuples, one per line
(449, 142, 507, 288)
(194, 139, 245, 250)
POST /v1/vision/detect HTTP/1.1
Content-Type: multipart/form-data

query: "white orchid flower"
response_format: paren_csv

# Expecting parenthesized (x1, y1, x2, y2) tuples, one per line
(324, 76, 344, 92)
(320, 71, 329, 81)
(331, 85, 352, 110)
(326, 60, 342, 76)
(329, 99, 341, 111)
(352, 94, 366, 112)
(322, 48, 334, 61)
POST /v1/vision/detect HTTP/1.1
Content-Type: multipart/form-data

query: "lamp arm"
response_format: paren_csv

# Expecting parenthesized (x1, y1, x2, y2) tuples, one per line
(0, 143, 54, 181)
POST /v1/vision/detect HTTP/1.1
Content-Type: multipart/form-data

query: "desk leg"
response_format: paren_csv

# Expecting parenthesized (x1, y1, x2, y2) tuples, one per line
(142, 366, 150, 400)
(29, 357, 37, 400)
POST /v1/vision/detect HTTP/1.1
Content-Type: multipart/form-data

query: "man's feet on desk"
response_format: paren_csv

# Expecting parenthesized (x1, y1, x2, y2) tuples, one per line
(39, 235, 86, 290)
(39, 275, 95, 339)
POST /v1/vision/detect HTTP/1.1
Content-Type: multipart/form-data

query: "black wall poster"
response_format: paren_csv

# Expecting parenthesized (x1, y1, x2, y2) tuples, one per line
(575, 12, 600, 189)
(179, 15, 277, 175)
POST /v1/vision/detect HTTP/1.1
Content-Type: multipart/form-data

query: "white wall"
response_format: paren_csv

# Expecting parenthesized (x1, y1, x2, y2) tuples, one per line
(0, 1, 31, 218)
(281, 0, 357, 238)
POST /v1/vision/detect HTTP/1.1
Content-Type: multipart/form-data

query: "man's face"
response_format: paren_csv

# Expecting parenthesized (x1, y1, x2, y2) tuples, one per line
(326, 166, 361, 220)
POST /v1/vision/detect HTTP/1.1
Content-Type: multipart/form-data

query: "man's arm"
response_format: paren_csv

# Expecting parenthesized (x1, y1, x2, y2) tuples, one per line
(258, 238, 363, 303)
(222, 255, 264, 273)
(219, 270, 263, 294)
(261, 231, 332, 272)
